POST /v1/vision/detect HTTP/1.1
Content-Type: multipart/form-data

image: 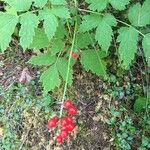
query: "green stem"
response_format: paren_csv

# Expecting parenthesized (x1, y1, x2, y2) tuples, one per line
(59, 0, 77, 118)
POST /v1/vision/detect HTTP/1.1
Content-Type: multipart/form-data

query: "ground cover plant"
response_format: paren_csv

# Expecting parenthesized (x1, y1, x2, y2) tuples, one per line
(0, 0, 150, 149)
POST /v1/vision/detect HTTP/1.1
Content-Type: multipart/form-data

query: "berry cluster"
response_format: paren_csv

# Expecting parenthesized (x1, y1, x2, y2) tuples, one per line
(47, 100, 77, 144)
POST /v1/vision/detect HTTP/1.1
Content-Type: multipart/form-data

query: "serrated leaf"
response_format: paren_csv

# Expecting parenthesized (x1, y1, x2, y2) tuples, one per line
(40, 65, 61, 93)
(80, 49, 107, 77)
(128, 0, 150, 27)
(57, 58, 73, 85)
(19, 12, 39, 50)
(30, 28, 49, 49)
(55, 22, 66, 39)
(28, 53, 56, 66)
(50, 0, 66, 5)
(86, 0, 130, 11)
(39, 9, 58, 39)
(50, 39, 64, 55)
(142, 33, 150, 66)
(5, 0, 32, 11)
(76, 33, 95, 49)
(0, 12, 18, 52)
(110, 0, 130, 10)
(33, 0, 48, 8)
(86, 0, 108, 11)
(51, 6, 70, 19)
(117, 27, 138, 69)
(79, 14, 102, 32)
(134, 97, 147, 112)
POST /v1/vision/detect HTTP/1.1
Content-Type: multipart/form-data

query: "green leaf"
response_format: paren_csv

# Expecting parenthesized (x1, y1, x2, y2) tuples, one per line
(80, 49, 107, 77)
(28, 53, 56, 66)
(117, 27, 138, 69)
(128, 0, 150, 27)
(39, 9, 58, 39)
(57, 58, 73, 85)
(75, 33, 95, 49)
(50, 39, 64, 55)
(55, 22, 66, 39)
(86, 0, 130, 11)
(86, 0, 108, 11)
(40, 65, 61, 93)
(110, 0, 130, 10)
(50, 0, 67, 5)
(19, 12, 39, 50)
(33, 0, 48, 8)
(30, 28, 49, 49)
(134, 97, 147, 112)
(95, 14, 117, 52)
(79, 14, 102, 32)
(142, 33, 150, 66)
(5, 0, 32, 11)
(0, 12, 18, 52)
(51, 6, 70, 19)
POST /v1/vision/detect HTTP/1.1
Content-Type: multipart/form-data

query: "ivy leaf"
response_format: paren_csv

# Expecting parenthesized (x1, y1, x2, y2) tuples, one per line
(80, 49, 107, 77)
(79, 14, 102, 32)
(0, 12, 18, 52)
(28, 53, 56, 66)
(39, 9, 58, 39)
(19, 12, 39, 50)
(33, 0, 48, 8)
(51, 6, 70, 19)
(5, 0, 32, 11)
(40, 65, 61, 93)
(57, 58, 73, 85)
(95, 14, 117, 52)
(142, 33, 150, 66)
(117, 27, 138, 69)
(50, 0, 67, 5)
(86, 0, 108, 12)
(134, 97, 147, 112)
(110, 0, 130, 10)
(30, 28, 49, 49)
(128, 0, 150, 27)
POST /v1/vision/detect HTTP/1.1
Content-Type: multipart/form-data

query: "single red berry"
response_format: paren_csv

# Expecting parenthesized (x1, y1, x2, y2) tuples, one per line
(64, 100, 73, 109)
(66, 123, 76, 132)
(60, 130, 68, 138)
(70, 51, 79, 59)
(56, 135, 63, 144)
(60, 117, 70, 126)
(47, 116, 59, 129)
(68, 106, 77, 116)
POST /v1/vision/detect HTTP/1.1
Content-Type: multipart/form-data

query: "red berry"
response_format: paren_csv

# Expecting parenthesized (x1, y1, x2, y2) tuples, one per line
(60, 117, 70, 126)
(66, 116, 73, 123)
(60, 130, 68, 138)
(64, 100, 73, 109)
(47, 116, 59, 129)
(68, 106, 77, 116)
(56, 135, 63, 144)
(66, 123, 76, 132)
(70, 51, 79, 59)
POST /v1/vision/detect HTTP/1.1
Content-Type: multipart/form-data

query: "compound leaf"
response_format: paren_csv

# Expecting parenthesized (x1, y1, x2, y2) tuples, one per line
(117, 27, 138, 69)
(128, 0, 150, 27)
(40, 64, 61, 93)
(19, 12, 39, 50)
(39, 9, 58, 39)
(142, 33, 150, 66)
(80, 49, 107, 77)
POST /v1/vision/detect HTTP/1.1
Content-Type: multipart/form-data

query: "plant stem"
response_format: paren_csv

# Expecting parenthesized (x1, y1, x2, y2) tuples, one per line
(59, 0, 77, 118)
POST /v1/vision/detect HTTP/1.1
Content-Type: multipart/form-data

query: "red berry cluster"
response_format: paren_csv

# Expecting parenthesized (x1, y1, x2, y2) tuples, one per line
(47, 100, 77, 144)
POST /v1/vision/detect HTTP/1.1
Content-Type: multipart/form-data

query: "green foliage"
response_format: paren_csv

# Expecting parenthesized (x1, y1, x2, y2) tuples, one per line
(134, 97, 147, 112)
(80, 50, 107, 77)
